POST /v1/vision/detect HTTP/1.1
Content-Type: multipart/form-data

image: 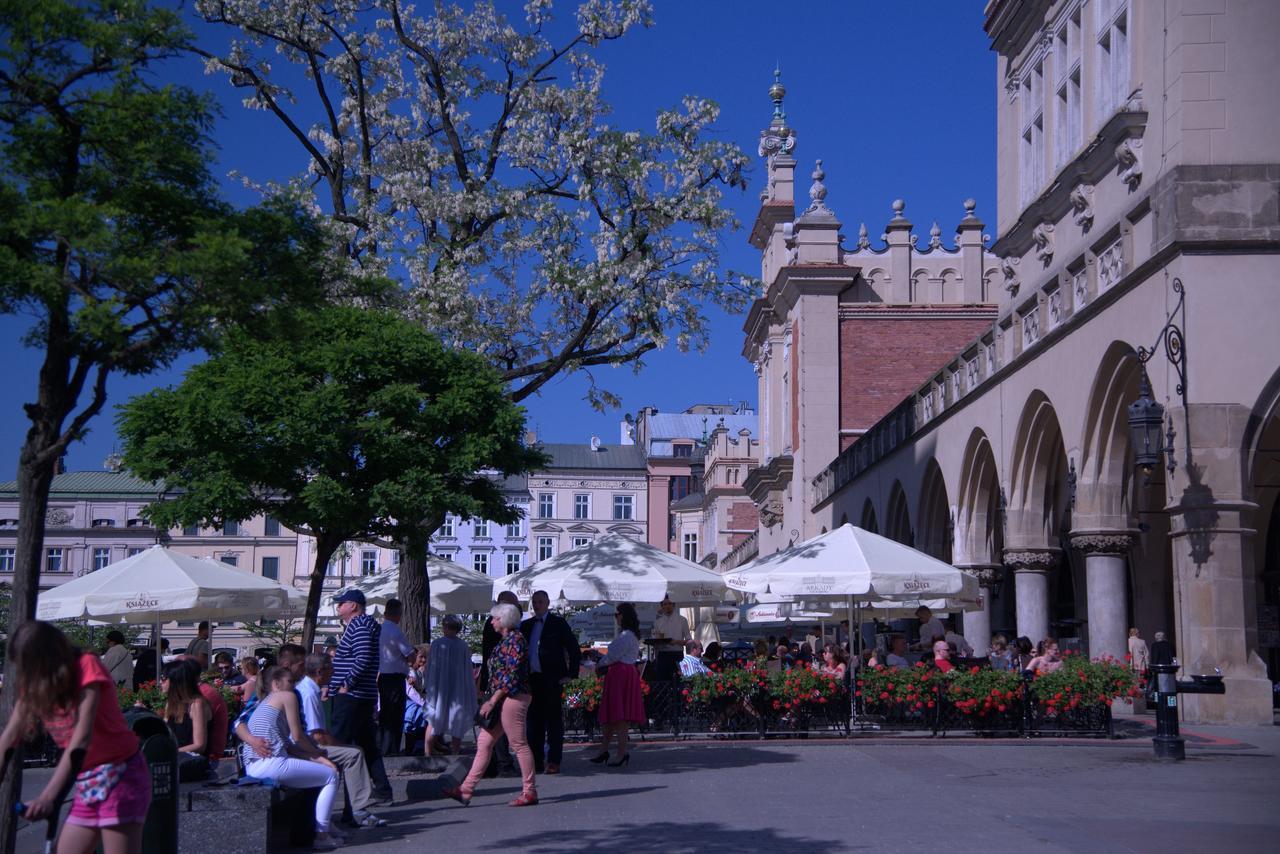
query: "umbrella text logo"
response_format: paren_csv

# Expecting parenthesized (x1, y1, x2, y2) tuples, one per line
(800, 575, 836, 594)
(903, 574, 932, 593)
(125, 595, 159, 610)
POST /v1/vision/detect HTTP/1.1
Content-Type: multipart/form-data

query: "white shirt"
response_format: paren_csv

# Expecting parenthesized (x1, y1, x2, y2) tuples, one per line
(945, 631, 974, 658)
(653, 612, 691, 642)
(598, 630, 640, 666)
(297, 676, 326, 735)
(379, 619, 415, 676)
(918, 617, 945, 647)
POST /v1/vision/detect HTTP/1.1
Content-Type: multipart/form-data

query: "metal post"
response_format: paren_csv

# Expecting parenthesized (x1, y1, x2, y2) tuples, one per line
(1150, 662, 1184, 761)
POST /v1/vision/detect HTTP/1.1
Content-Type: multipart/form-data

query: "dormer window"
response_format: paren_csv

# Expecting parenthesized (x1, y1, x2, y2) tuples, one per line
(91, 518, 116, 528)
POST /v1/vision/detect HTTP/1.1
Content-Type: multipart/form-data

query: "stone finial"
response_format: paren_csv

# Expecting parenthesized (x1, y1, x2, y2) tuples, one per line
(758, 66, 796, 159)
(803, 158, 830, 215)
(856, 222, 870, 250)
(891, 199, 906, 221)
(962, 198, 978, 220)
(928, 221, 942, 249)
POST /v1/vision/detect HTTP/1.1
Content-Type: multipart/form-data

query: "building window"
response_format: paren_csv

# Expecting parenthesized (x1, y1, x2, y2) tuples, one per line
(219, 554, 238, 567)
(126, 518, 145, 528)
(45, 548, 64, 572)
(1019, 57, 1046, 208)
(505, 552, 522, 575)
(1095, 0, 1130, 126)
(536, 536, 555, 562)
(1054, 7, 1083, 172)
(612, 495, 634, 521)
(439, 515, 454, 537)
(673, 443, 692, 458)
(538, 493, 554, 519)
(264, 516, 280, 536)
(573, 494, 589, 520)
(361, 550, 378, 576)
(93, 548, 111, 572)
(223, 520, 240, 536)
(682, 533, 698, 562)
(0, 519, 16, 530)
(669, 475, 691, 502)
(572, 536, 591, 549)
(0, 548, 13, 572)
(91, 518, 114, 528)
(262, 556, 279, 581)
(475, 519, 489, 538)
(127, 547, 145, 557)
(505, 519, 521, 538)
(182, 523, 199, 536)
(473, 552, 489, 574)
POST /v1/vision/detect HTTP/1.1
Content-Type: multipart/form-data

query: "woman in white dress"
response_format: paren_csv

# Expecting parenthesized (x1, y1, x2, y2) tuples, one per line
(1127, 628, 1150, 672)
(423, 615, 477, 763)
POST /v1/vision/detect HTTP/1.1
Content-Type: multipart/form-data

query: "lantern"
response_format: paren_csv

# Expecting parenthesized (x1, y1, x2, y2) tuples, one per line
(1127, 367, 1166, 473)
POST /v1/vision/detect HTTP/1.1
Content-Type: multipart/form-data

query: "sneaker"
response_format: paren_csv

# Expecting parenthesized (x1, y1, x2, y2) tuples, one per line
(352, 810, 387, 828)
(367, 791, 395, 807)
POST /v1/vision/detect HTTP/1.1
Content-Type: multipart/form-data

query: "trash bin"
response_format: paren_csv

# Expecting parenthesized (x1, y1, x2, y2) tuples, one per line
(125, 709, 179, 854)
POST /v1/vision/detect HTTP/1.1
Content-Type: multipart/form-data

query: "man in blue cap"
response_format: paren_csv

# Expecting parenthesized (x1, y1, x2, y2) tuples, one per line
(328, 589, 393, 803)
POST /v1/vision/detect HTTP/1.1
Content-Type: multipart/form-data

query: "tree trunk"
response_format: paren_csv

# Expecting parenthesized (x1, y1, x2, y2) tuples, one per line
(398, 540, 430, 646)
(0, 431, 62, 853)
(300, 534, 343, 650)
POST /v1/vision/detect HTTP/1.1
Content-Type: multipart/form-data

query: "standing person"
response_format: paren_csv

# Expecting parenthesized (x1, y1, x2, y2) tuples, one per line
(423, 616, 477, 769)
(479, 591, 522, 777)
(1149, 631, 1175, 666)
(590, 603, 645, 768)
(1128, 628, 1150, 671)
(0, 621, 152, 854)
(328, 590, 393, 803)
(520, 590, 582, 775)
(652, 596, 691, 643)
(187, 621, 211, 670)
(913, 606, 945, 651)
(377, 598, 416, 757)
(442, 603, 538, 807)
(240, 666, 343, 850)
(101, 630, 134, 687)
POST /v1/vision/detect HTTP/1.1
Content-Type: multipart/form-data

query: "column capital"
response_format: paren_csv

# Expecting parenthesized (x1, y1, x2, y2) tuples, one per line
(1069, 530, 1137, 555)
(956, 562, 1003, 588)
(1002, 548, 1060, 574)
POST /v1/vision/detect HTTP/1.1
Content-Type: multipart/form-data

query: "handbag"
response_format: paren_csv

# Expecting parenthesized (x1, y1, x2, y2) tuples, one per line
(74, 756, 132, 805)
(474, 697, 505, 731)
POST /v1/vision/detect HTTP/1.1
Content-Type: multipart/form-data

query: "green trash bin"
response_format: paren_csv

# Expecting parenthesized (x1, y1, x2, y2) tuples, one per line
(124, 709, 179, 854)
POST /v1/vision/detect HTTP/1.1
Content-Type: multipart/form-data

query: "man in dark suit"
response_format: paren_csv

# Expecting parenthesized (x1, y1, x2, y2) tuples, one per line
(521, 589, 582, 775)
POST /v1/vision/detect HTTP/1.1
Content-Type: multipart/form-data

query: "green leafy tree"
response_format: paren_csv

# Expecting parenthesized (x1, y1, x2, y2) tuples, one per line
(0, 2, 356, 843)
(118, 306, 547, 647)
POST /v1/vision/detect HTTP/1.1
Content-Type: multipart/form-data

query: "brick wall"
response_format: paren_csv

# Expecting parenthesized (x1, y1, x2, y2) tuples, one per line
(839, 309, 995, 446)
(726, 500, 759, 548)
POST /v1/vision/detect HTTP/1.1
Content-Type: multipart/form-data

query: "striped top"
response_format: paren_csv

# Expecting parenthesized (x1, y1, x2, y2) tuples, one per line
(240, 701, 289, 768)
(328, 613, 381, 700)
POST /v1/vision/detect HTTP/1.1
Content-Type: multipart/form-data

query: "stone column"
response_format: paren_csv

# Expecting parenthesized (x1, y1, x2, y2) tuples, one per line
(1003, 550, 1059, 644)
(1070, 532, 1135, 662)
(955, 563, 1001, 656)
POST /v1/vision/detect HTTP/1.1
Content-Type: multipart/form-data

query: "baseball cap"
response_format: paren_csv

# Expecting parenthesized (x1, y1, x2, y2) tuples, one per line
(333, 589, 366, 606)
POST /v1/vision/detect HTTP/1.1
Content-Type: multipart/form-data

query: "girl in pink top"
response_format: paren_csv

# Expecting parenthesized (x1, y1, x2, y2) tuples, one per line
(0, 620, 150, 854)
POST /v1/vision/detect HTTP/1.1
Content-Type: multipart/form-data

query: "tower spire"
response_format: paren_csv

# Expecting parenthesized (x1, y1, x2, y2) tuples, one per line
(758, 67, 796, 159)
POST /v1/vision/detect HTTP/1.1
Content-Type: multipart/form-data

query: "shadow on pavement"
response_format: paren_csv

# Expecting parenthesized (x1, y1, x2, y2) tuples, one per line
(563, 743, 801, 775)
(526, 821, 844, 853)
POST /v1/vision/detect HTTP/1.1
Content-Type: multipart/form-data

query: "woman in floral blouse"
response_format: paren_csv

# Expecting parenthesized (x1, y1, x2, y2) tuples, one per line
(443, 602, 538, 807)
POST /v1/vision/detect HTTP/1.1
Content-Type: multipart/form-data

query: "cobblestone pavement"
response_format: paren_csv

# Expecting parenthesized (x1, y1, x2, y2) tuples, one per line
(16, 723, 1280, 853)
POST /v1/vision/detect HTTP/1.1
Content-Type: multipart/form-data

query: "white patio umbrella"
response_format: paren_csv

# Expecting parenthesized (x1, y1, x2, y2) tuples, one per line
(495, 532, 726, 605)
(36, 545, 298, 677)
(321, 555, 496, 618)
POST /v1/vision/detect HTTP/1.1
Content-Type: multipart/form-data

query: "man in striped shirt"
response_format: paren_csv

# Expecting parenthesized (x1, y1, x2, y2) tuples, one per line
(328, 589, 393, 803)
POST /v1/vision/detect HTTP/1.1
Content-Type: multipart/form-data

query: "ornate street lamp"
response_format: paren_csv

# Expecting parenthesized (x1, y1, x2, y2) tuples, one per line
(1126, 279, 1186, 478)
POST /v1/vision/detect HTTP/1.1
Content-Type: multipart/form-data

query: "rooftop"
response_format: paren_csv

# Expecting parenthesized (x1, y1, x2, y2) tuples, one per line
(0, 470, 163, 499)
(537, 443, 647, 471)
(644, 412, 757, 445)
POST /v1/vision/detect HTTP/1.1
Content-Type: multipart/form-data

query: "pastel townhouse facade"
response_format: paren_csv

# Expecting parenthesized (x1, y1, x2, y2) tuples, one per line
(670, 419, 762, 571)
(623, 403, 757, 554)
(527, 443, 648, 565)
(429, 475, 532, 577)
(743, 2, 1280, 725)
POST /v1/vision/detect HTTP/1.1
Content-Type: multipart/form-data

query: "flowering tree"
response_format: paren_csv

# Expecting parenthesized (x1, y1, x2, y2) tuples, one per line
(194, 0, 752, 407)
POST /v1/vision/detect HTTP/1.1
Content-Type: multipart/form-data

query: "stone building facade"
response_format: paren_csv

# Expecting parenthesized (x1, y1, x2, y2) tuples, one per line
(526, 443, 648, 564)
(427, 476, 531, 577)
(671, 419, 761, 570)
(745, 1, 1280, 725)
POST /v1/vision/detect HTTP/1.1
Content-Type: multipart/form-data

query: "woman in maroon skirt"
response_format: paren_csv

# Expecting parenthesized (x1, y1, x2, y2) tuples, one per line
(590, 602, 645, 767)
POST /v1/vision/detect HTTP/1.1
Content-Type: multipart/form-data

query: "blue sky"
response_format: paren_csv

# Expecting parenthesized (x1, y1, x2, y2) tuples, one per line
(0, 1, 997, 479)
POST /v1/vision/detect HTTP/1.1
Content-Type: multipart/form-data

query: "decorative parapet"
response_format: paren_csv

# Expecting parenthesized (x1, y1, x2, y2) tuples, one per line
(721, 529, 759, 572)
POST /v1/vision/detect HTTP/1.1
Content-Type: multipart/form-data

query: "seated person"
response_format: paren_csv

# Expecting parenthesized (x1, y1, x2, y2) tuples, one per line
(702, 642, 723, 671)
(161, 660, 211, 781)
(1026, 637, 1064, 674)
(679, 640, 710, 677)
(988, 635, 1014, 671)
(821, 645, 848, 681)
(943, 621, 974, 658)
(885, 636, 911, 669)
(932, 640, 955, 673)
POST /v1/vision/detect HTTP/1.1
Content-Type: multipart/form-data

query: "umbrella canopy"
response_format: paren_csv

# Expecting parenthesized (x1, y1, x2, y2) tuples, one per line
(495, 533, 726, 605)
(35, 545, 295, 623)
(724, 524, 972, 600)
(322, 555, 495, 617)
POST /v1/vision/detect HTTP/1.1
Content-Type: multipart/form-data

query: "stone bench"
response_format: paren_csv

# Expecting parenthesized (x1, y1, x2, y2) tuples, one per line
(178, 779, 318, 853)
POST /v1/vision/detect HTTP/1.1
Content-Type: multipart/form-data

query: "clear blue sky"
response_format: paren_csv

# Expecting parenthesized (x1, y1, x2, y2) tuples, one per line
(0, 1, 997, 479)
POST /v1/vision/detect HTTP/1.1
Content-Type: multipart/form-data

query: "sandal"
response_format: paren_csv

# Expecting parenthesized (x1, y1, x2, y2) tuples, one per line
(508, 789, 538, 807)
